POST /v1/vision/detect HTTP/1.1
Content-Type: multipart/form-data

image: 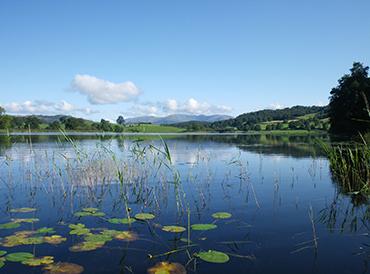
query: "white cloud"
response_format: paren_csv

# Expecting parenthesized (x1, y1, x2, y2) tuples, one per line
(269, 102, 284, 110)
(123, 98, 232, 117)
(162, 98, 232, 115)
(71, 74, 140, 105)
(3, 100, 98, 115)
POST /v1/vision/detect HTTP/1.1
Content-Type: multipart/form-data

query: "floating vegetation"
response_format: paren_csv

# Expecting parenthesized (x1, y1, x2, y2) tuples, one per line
(70, 241, 105, 252)
(212, 212, 232, 219)
(191, 224, 217, 231)
(195, 250, 230, 263)
(11, 218, 39, 223)
(44, 235, 67, 245)
(135, 213, 155, 220)
(0, 222, 20, 229)
(147, 261, 186, 274)
(1, 230, 66, 247)
(0, 251, 6, 269)
(37, 227, 56, 234)
(69, 223, 91, 235)
(43, 262, 84, 274)
(162, 226, 186, 233)
(22, 256, 54, 267)
(114, 231, 138, 241)
(74, 208, 105, 217)
(108, 218, 136, 225)
(10, 208, 37, 213)
(5, 252, 34, 263)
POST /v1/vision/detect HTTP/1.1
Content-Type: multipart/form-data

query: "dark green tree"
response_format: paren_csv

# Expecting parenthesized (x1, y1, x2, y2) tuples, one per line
(328, 62, 370, 134)
(116, 115, 125, 125)
(24, 116, 41, 129)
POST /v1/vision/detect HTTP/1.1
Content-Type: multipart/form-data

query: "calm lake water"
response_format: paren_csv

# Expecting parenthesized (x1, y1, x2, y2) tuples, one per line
(0, 134, 368, 274)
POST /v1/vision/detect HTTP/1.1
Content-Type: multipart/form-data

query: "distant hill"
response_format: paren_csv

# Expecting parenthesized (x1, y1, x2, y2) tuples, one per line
(211, 105, 328, 130)
(126, 114, 232, 125)
(34, 115, 70, 124)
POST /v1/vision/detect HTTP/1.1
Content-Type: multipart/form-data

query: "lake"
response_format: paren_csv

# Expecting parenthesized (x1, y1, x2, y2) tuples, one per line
(0, 133, 368, 274)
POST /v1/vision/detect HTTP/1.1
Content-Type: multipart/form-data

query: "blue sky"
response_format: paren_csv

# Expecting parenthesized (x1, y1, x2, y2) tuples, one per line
(0, 0, 369, 121)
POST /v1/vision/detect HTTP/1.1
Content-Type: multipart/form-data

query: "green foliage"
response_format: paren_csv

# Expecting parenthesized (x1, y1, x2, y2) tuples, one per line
(195, 250, 230, 263)
(212, 105, 327, 131)
(191, 224, 217, 231)
(329, 62, 370, 135)
(6, 252, 34, 262)
(212, 212, 232, 219)
(116, 115, 125, 125)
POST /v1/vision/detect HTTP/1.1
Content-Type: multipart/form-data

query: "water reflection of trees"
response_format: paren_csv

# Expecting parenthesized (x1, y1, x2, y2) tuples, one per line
(0, 133, 330, 158)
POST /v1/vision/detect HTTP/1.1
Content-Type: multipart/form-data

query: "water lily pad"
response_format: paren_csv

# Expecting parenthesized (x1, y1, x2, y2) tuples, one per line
(212, 212, 232, 219)
(191, 224, 217, 231)
(22, 256, 54, 266)
(36, 227, 56, 234)
(135, 213, 155, 220)
(114, 231, 138, 241)
(196, 250, 229, 263)
(74, 211, 105, 217)
(10, 208, 36, 213)
(44, 235, 67, 245)
(82, 207, 99, 213)
(147, 261, 186, 274)
(11, 218, 39, 223)
(0, 257, 5, 268)
(108, 218, 136, 225)
(43, 262, 84, 274)
(85, 233, 112, 243)
(0, 222, 20, 229)
(162, 226, 186, 233)
(6, 252, 34, 262)
(0, 251, 7, 257)
(70, 241, 105, 252)
(69, 223, 91, 235)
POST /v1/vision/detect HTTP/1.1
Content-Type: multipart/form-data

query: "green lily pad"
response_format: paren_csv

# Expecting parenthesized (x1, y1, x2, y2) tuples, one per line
(36, 227, 56, 234)
(82, 207, 99, 213)
(135, 213, 155, 220)
(196, 250, 229, 263)
(22, 256, 54, 266)
(212, 212, 232, 219)
(43, 262, 84, 274)
(0, 257, 5, 268)
(74, 211, 105, 217)
(162, 225, 186, 233)
(11, 218, 39, 223)
(70, 241, 105, 252)
(0, 222, 20, 229)
(10, 208, 36, 213)
(108, 218, 136, 225)
(191, 224, 217, 231)
(6, 252, 34, 262)
(69, 223, 91, 236)
(0, 251, 7, 257)
(85, 233, 112, 243)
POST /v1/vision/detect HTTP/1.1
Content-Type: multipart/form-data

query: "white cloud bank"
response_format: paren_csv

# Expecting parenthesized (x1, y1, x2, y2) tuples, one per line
(71, 74, 140, 105)
(3, 100, 98, 115)
(124, 98, 232, 117)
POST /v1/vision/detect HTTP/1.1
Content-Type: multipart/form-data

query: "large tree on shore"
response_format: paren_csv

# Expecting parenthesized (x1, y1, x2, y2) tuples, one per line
(328, 62, 370, 135)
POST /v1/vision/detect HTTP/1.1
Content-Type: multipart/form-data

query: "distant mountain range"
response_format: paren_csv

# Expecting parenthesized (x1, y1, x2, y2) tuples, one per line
(126, 114, 233, 125)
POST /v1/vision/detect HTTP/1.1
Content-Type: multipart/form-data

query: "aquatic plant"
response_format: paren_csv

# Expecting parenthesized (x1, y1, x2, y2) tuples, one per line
(320, 138, 370, 195)
(212, 212, 232, 219)
(9, 207, 36, 213)
(43, 262, 84, 274)
(22, 256, 54, 266)
(195, 250, 230, 263)
(5, 252, 34, 262)
(135, 213, 155, 220)
(147, 261, 186, 274)
(191, 224, 217, 231)
(162, 226, 186, 233)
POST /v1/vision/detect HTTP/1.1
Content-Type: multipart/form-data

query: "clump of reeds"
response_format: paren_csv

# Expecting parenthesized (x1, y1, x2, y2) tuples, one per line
(320, 136, 370, 195)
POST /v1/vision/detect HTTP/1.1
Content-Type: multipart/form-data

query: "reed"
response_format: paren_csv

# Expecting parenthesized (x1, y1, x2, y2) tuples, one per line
(320, 136, 370, 195)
